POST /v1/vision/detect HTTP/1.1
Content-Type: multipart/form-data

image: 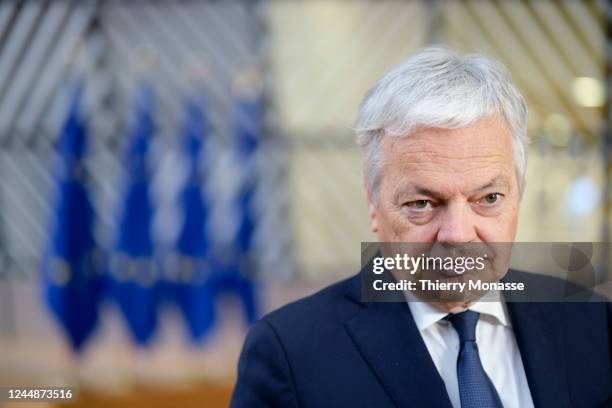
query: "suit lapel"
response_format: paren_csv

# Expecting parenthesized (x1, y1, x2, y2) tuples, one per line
(343, 275, 453, 408)
(505, 301, 572, 407)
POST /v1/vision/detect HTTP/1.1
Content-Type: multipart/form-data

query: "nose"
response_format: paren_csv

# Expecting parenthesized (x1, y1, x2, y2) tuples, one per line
(435, 201, 478, 243)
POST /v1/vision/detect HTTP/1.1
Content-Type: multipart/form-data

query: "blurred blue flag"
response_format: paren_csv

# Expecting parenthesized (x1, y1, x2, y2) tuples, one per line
(173, 96, 216, 342)
(108, 84, 160, 346)
(42, 83, 101, 351)
(212, 94, 262, 324)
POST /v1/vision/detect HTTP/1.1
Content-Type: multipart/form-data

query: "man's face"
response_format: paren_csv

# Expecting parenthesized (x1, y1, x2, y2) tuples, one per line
(367, 116, 520, 244)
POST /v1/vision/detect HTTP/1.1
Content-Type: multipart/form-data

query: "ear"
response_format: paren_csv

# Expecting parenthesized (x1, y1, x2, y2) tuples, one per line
(364, 182, 379, 233)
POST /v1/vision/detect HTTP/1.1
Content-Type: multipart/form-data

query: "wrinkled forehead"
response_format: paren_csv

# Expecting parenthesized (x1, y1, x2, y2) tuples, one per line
(379, 118, 517, 196)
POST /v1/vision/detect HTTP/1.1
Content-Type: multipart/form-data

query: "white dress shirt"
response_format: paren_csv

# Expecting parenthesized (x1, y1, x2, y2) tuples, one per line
(406, 293, 535, 408)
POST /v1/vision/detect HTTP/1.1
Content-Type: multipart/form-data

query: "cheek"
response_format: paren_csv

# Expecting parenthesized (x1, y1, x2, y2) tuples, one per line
(504, 203, 520, 237)
(477, 201, 520, 241)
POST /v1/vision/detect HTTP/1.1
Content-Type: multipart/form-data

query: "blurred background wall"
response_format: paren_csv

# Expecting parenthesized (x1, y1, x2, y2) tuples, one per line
(0, 0, 609, 407)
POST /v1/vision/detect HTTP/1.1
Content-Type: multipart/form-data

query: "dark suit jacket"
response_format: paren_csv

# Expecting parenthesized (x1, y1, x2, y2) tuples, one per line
(231, 270, 612, 407)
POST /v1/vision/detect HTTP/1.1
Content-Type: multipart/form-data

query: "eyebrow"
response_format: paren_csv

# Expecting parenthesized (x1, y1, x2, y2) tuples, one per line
(471, 175, 510, 193)
(393, 175, 510, 201)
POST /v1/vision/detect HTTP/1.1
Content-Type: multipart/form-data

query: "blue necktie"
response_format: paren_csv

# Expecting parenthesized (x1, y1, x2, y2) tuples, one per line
(446, 310, 503, 408)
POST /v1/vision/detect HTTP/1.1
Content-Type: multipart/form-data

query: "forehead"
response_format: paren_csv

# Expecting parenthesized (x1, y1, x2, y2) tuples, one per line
(380, 117, 515, 194)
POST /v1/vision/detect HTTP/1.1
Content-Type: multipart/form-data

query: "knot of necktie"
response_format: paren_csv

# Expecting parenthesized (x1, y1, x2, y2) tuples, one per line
(445, 310, 479, 344)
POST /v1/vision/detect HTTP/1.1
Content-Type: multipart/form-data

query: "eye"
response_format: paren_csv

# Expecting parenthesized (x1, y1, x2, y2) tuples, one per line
(478, 193, 503, 207)
(404, 199, 435, 212)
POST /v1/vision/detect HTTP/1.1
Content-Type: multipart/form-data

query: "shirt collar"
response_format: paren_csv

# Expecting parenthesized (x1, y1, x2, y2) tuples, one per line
(405, 290, 512, 331)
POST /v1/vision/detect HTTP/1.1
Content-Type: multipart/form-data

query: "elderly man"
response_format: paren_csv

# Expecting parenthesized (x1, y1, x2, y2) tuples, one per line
(230, 47, 612, 407)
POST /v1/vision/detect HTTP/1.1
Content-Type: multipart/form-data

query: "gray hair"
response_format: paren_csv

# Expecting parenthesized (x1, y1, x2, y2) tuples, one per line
(354, 46, 528, 203)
